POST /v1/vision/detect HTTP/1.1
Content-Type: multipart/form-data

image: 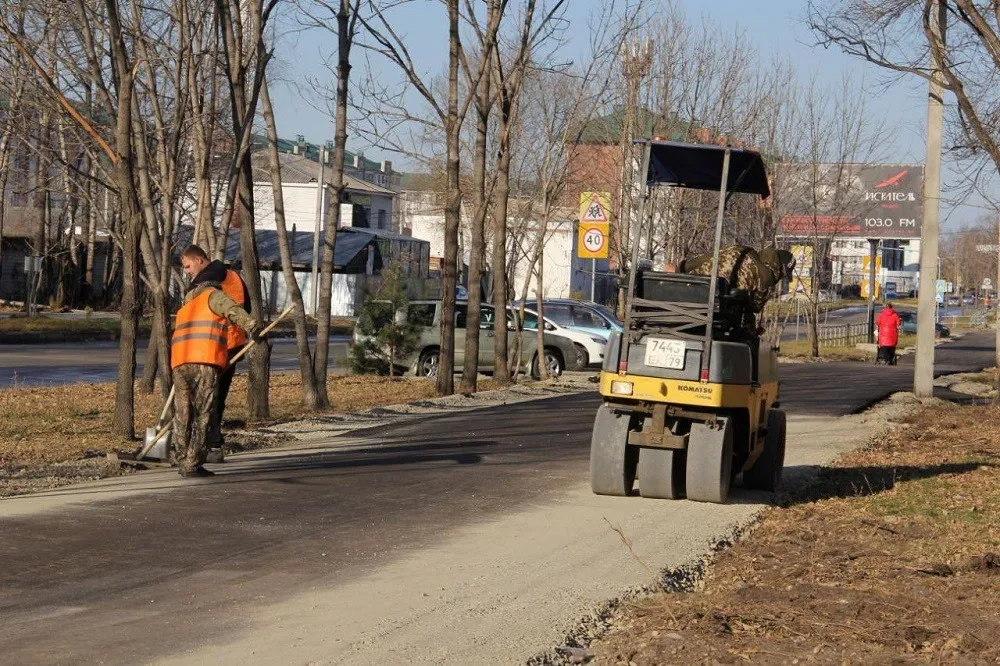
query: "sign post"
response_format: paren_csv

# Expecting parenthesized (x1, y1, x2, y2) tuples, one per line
(867, 240, 878, 342)
(579, 192, 611, 302)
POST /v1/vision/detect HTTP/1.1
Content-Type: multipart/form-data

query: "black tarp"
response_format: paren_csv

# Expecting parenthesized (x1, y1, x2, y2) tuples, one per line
(644, 140, 770, 197)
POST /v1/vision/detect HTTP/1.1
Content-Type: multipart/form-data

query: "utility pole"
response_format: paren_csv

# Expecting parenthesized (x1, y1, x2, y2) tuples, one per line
(614, 38, 651, 317)
(914, 0, 946, 398)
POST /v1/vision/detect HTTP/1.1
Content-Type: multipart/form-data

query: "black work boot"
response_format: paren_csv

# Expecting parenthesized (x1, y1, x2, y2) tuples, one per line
(179, 466, 215, 478)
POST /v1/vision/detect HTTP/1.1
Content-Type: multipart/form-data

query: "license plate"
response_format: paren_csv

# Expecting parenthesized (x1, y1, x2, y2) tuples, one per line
(644, 338, 686, 369)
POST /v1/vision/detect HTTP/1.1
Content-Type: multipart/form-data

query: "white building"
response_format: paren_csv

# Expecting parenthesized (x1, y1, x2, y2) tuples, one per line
(398, 175, 581, 300)
(249, 152, 396, 234)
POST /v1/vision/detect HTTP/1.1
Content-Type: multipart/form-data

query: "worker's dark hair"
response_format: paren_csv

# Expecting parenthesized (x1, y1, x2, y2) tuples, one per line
(181, 245, 209, 262)
(885, 301, 894, 307)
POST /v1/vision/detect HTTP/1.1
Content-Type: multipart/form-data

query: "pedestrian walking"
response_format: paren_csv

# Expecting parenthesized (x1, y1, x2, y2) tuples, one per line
(178, 245, 252, 463)
(172, 245, 258, 478)
(875, 301, 902, 365)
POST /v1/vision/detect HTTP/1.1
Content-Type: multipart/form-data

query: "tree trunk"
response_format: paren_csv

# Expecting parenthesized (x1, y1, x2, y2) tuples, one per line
(436, 0, 461, 397)
(236, 160, 271, 420)
(261, 73, 320, 408)
(313, 0, 354, 407)
(535, 247, 547, 380)
(490, 130, 514, 385)
(139, 317, 160, 394)
(460, 51, 493, 393)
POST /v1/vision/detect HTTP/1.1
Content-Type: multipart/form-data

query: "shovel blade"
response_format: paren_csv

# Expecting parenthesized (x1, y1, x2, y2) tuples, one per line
(141, 427, 172, 462)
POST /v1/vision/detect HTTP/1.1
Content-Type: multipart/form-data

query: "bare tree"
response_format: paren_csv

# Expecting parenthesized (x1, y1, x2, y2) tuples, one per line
(302, 0, 362, 407)
(260, 71, 322, 408)
(459, 0, 504, 394)
(215, 0, 276, 419)
(359, 0, 499, 396)
(773, 73, 892, 356)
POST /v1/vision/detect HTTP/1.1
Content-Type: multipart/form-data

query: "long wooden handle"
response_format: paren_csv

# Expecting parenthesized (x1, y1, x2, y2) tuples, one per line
(227, 304, 296, 366)
(156, 386, 176, 427)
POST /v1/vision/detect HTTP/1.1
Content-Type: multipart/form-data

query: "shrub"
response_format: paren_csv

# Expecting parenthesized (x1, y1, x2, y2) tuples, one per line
(348, 263, 420, 376)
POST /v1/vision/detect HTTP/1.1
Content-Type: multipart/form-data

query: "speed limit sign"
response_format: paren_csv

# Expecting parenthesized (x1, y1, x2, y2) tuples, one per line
(578, 222, 609, 259)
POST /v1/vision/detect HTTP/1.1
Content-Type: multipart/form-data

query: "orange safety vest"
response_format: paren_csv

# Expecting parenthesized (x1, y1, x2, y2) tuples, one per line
(220, 269, 248, 349)
(171, 289, 229, 369)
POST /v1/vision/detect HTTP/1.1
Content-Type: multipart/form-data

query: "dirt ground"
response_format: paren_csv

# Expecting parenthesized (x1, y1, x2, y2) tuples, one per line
(592, 401, 1000, 665)
(0, 372, 499, 496)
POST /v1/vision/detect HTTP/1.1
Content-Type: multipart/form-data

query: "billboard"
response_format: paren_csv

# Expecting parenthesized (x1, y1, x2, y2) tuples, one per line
(775, 164, 924, 239)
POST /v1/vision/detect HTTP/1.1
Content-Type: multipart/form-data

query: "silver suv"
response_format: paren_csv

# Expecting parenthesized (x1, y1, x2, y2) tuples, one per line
(356, 300, 581, 378)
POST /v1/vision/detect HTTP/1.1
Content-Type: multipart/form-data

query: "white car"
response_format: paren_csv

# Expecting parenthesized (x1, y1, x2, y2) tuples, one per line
(519, 307, 608, 368)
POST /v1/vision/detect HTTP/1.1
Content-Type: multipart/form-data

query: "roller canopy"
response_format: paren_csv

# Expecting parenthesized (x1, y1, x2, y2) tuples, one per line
(643, 140, 770, 197)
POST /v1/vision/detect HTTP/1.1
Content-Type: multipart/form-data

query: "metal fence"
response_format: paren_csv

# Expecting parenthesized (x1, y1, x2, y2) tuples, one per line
(941, 309, 991, 330)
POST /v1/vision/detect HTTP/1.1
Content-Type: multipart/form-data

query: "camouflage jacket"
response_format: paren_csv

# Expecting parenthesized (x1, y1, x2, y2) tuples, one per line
(184, 282, 257, 334)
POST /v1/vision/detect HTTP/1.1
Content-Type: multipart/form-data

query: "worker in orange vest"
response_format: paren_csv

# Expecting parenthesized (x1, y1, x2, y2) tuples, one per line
(174, 245, 258, 477)
(179, 245, 253, 464)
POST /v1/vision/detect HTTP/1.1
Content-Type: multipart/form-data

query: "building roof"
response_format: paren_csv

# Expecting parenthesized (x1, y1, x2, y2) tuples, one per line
(250, 134, 387, 173)
(174, 225, 381, 273)
(571, 108, 691, 145)
(249, 152, 396, 196)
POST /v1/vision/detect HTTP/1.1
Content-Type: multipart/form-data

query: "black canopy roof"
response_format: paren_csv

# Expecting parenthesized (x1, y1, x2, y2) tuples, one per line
(643, 140, 770, 197)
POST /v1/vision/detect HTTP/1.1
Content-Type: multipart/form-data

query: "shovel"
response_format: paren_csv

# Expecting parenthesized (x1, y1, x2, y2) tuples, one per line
(136, 304, 296, 461)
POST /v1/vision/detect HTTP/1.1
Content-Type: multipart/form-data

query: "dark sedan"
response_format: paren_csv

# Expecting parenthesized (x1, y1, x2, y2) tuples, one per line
(899, 311, 950, 338)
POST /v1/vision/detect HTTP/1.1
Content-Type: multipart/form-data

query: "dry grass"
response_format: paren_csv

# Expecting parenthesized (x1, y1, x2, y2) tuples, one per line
(593, 401, 1000, 664)
(0, 372, 499, 493)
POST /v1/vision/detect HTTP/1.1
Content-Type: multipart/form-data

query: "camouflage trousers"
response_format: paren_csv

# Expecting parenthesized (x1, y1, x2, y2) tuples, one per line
(171, 363, 221, 473)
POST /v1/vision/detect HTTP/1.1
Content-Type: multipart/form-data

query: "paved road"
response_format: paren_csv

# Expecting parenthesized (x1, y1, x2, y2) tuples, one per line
(0, 331, 993, 664)
(0, 336, 351, 388)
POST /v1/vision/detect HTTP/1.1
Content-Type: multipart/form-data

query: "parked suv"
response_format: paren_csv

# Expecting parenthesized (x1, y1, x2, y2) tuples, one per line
(355, 300, 582, 378)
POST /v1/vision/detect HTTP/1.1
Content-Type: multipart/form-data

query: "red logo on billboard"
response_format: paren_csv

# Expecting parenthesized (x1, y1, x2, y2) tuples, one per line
(875, 170, 908, 188)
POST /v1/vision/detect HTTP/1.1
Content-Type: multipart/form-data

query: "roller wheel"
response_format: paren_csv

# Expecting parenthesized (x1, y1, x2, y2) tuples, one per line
(590, 404, 638, 496)
(685, 417, 733, 504)
(743, 409, 786, 491)
(638, 447, 685, 499)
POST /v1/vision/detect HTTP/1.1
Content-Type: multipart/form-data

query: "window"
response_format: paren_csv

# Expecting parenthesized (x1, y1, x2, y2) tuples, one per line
(522, 311, 539, 330)
(407, 303, 436, 327)
(455, 304, 468, 329)
(573, 308, 608, 329)
(593, 304, 621, 327)
(546, 305, 573, 326)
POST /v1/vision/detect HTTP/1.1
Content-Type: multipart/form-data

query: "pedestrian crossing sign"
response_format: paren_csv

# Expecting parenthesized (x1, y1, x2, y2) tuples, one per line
(580, 192, 610, 223)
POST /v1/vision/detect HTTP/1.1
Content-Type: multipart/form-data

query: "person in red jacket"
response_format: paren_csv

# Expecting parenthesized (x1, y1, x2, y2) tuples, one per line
(876, 301, 902, 364)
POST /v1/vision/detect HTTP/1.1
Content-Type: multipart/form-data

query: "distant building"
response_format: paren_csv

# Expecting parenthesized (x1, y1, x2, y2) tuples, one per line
(252, 134, 401, 192)
(246, 151, 396, 234)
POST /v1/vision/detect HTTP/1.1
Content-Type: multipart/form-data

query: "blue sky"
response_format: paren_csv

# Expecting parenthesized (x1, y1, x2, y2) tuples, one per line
(268, 0, 982, 228)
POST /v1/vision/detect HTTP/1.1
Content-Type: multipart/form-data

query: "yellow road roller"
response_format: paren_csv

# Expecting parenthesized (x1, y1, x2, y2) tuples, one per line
(590, 140, 786, 504)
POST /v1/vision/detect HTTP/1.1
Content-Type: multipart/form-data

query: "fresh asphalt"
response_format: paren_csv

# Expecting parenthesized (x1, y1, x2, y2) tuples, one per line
(0, 331, 993, 664)
(0, 336, 351, 389)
